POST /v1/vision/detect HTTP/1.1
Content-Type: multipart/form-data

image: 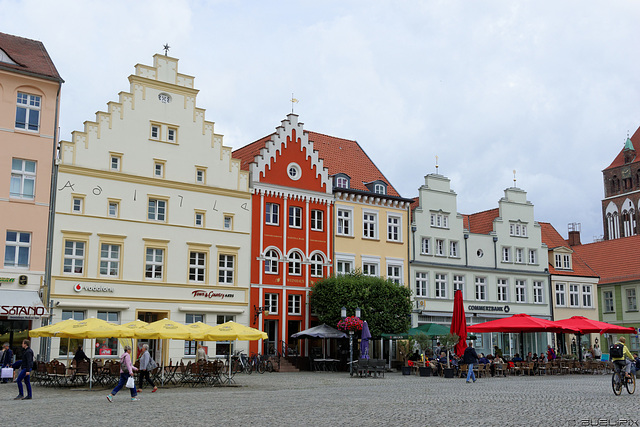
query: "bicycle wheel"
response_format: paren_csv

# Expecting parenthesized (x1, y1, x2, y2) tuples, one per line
(257, 361, 265, 374)
(626, 374, 636, 394)
(245, 362, 253, 375)
(612, 372, 623, 396)
(266, 360, 273, 372)
(231, 359, 241, 374)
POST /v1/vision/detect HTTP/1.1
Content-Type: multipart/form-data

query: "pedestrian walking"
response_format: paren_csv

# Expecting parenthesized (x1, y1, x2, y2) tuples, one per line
(14, 339, 33, 400)
(463, 341, 479, 383)
(1, 342, 13, 384)
(107, 345, 139, 402)
(137, 344, 157, 393)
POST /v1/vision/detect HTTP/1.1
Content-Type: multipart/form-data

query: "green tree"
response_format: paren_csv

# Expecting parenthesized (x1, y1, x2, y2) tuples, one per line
(309, 272, 412, 337)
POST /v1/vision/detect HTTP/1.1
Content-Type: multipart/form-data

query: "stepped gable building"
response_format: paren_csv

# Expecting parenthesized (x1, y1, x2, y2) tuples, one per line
(539, 223, 599, 354)
(571, 234, 640, 352)
(0, 32, 63, 356)
(49, 54, 251, 362)
(234, 114, 334, 356)
(410, 173, 549, 358)
(602, 129, 639, 240)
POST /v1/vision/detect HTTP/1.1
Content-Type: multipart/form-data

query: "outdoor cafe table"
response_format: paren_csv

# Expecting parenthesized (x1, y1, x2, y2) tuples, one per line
(314, 359, 339, 371)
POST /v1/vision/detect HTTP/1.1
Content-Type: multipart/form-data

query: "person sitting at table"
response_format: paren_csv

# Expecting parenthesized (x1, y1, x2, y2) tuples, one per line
(478, 353, 489, 364)
(539, 353, 547, 364)
(512, 353, 523, 362)
(525, 352, 534, 362)
(437, 352, 447, 364)
(74, 344, 90, 365)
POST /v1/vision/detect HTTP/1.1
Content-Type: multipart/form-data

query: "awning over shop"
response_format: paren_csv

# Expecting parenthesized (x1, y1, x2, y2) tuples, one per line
(0, 289, 48, 318)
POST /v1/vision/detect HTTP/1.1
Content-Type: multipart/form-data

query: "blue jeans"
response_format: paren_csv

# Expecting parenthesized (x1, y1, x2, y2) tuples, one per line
(466, 363, 476, 382)
(111, 372, 137, 397)
(16, 369, 32, 397)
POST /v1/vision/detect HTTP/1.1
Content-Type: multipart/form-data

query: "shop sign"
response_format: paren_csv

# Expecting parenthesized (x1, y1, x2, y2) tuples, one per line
(192, 290, 235, 299)
(1, 305, 47, 317)
(74, 283, 114, 293)
(0, 277, 16, 283)
(468, 305, 511, 313)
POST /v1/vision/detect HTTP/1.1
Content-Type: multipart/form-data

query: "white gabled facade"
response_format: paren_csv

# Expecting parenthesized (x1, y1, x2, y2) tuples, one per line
(48, 54, 251, 363)
(410, 173, 550, 357)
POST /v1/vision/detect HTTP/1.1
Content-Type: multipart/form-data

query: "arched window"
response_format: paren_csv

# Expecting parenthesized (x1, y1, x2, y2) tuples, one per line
(288, 251, 302, 276)
(264, 250, 279, 274)
(310, 253, 324, 278)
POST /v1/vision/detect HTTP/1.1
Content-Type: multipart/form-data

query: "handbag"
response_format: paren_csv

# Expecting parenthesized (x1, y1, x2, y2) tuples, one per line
(125, 375, 135, 389)
(148, 358, 158, 370)
(1, 367, 13, 379)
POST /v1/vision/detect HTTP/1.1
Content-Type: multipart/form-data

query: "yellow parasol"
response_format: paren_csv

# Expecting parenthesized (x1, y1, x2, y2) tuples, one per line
(55, 317, 135, 339)
(203, 321, 268, 341)
(29, 319, 79, 338)
(133, 318, 192, 340)
(185, 321, 217, 341)
(119, 320, 148, 359)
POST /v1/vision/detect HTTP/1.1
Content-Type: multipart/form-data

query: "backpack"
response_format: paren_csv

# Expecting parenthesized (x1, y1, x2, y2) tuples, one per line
(610, 343, 624, 358)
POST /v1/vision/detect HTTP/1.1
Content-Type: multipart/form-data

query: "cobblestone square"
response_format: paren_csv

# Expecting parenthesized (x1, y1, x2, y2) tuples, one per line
(1, 372, 638, 426)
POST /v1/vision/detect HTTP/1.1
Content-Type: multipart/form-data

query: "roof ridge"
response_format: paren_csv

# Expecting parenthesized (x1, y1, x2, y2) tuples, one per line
(306, 130, 357, 144)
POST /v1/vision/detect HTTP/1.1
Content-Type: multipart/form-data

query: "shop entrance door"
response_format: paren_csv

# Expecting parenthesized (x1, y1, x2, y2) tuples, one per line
(137, 311, 169, 361)
(287, 320, 300, 355)
(264, 320, 278, 355)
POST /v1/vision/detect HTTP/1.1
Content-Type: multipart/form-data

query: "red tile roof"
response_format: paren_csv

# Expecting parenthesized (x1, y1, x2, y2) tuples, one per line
(540, 222, 598, 277)
(233, 129, 401, 197)
(604, 126, 639, 171)
(462, 208, 499, 235)
(0, 32, 62, 82)
(571, 235, 640, 284)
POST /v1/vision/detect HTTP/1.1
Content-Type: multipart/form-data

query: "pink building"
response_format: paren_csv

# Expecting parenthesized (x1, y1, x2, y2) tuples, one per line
(0, 32, 63, 356)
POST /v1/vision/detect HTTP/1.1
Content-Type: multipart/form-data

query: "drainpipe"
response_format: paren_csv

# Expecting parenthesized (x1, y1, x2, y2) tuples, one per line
(492, 236, 498, 269)
(463, 234, 469, 266)
(42, 82, 62, 362)
(411, 225, 417, 261)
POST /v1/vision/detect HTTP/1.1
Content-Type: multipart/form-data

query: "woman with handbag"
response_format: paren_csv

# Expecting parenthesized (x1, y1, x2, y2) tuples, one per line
(107, 345, 139, 402)
(137, 344, 158, 393)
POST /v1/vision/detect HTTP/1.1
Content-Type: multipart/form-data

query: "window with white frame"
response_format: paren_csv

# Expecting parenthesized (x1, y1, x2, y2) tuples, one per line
(416, 272, 428, 297)
(515, 248, 524, 263)
(184, 313, 204, 355)
(195, 212, 204, 227)
(387, 216, 401, 242)
(264, 250, 279, 274)
(151, 124, 160, 139)
(435, 239, 445, 256)
(108, 201, 119, 218)
(421, 238, 430, 255)
(10, 159, 36, 199)
(363, 262, 377, 276)
(5, 231, 31, 268)
(265, 293, 278, 314)
(374, 184, 385, 194)
(475, 277, 487, 301)
(626, 288, 637, 311)
(288, 251, 302, 275)
(15, 92, 40, 131)
(582, 285, 592, 308)
(288, 294, 301, 315)
(336, 260, 353, 275)
(311, 210, 323, 231)
(99, 244, 120, 277)
(167, 127, 177, 142)
(529, 249, 537, 264)
(336, 176, 349, 189)
(63, 240, 84, 274)
(387, 264, 402, 285)
(435, 273, 447, 299)
(453, 275, 464, 296)
(533, 281, 544, 304)
(337, 209, 351, 236)
(145, 248, 164, 280)
(189, 251, 206, 283)
(497, 278, 508, 302)
(310, 254, 324, 278)
(265, 203, 279, 225)
(430, 213, 449, 228)
(218, 254, 234, 284)
(502, 247, 511, 263)
(555, 253, 571, 269)
(154, 161, 164, 178)
(515, 279, 526, 303)
(72, 197, 83, 214)
(196, 168, 206, 184)
(555, 283, 566, 307)
(363, 212, 377, 239)
(224, 216, 233, 230)
(96, 311, 119, 355)
(289, 206, 302, 228)
(604, 290, 614, 313)
(449, 241, 459, 258)
(148, 199, 167, 221)
(509, 223, 527, 237)
(569, 284, 580, 307)
(110, 155, 121, 171)
(59, 310, 85, 356)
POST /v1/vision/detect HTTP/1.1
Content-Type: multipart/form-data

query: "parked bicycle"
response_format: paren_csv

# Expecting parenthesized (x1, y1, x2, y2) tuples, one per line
(231, 352, 252, 375)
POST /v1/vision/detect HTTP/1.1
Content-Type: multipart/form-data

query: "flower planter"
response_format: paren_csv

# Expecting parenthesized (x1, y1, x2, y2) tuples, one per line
(443, 367, 455, 378)
(419, 366, 431, 377)
(401, 366, 412, 375)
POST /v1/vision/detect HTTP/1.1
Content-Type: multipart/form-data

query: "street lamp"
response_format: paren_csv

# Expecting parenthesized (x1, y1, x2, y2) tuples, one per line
(341, 306, 361, 376)
(341, 306, 347, 318)
(355, 307, 361, 318)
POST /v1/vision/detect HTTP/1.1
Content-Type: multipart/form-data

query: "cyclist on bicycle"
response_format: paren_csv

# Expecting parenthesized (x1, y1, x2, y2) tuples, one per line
(612, 336, 634, 379)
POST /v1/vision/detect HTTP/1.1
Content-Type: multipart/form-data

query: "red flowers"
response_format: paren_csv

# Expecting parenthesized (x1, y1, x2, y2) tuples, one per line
(337, 316, 363, 332)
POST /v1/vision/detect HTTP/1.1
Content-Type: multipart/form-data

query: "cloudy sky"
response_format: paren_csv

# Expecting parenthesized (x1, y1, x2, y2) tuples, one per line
(3, 0, 639, 243)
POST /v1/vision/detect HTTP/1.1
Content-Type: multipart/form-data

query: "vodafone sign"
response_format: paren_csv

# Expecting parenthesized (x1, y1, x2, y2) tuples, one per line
(74, 283, 114, 293)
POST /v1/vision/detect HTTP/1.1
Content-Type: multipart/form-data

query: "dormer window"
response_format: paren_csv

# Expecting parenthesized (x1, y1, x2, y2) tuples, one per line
(334, 173, 350, 189)
(374, 184, 385, 195)
(554, 252, 572, 270)
(365, 180, 387, 195)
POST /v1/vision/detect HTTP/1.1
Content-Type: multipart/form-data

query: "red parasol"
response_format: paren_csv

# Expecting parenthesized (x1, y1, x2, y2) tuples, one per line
(554, 316, 636, 335)
(450, 290, 467, 357)
(467, 313, 578, 334)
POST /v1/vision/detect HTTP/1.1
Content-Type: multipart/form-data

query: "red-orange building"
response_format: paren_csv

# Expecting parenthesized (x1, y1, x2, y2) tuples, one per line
(233, 114, 333, 355)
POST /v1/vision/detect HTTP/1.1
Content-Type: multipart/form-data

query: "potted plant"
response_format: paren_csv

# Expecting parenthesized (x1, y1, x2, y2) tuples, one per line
(414, 332, 432, 377)
(397, 337, 415, 375)
(438, 333, 459, 379)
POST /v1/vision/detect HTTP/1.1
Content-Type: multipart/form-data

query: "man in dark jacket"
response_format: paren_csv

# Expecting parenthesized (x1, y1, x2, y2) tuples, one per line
(14, 339, 33, 400)
(1, 342, 13, 383)
(463, 341, 479, 383)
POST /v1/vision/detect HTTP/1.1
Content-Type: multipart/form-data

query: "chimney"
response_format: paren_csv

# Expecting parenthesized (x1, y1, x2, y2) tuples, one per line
(568, 223, 581, 246)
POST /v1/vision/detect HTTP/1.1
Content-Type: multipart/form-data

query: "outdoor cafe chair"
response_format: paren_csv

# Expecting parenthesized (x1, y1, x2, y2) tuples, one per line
(357, 359, 369, 377)
(494, 362, 506, 377)
(523, 362, 535, 376)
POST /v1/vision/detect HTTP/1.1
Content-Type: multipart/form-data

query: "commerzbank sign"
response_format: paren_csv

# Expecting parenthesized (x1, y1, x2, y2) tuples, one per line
(467, 305, 511, 313)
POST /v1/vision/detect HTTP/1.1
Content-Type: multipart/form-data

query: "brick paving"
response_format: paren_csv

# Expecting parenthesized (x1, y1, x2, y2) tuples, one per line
(0, 371, 638, 426)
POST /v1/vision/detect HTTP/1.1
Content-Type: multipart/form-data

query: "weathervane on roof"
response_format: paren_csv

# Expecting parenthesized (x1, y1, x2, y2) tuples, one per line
(163, 43, 170, 56)
(291, 93, 299, 113)
(513, 169, 517, 187)
(435, 155, 439, 174)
